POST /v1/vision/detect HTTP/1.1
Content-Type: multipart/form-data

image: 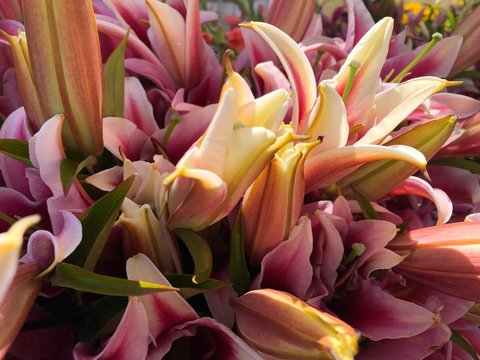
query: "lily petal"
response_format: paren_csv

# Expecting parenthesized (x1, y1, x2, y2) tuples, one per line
(241, 21, 316, 132)
(0, 215, 39, 303)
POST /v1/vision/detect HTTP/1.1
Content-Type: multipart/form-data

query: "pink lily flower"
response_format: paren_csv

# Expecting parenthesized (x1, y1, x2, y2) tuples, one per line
(74, 253, 262, 360)
(388, 221, 480, 302)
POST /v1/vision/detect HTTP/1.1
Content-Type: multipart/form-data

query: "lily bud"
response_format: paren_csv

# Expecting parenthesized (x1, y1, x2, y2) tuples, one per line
(23, 0, 103, 156)
(338, 115, 456, 200)
(0, 30, 45, 131)
(264, 0, 316, 42)
(242, 141, 317, 266)
(116, 198, 181, 274)
(231, 289, 359, 360)
(389, 222, 480, 302)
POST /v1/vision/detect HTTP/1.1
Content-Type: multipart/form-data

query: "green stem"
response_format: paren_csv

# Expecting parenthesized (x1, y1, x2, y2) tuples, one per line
(343, 243, 366, 266)
(342, 60, 360, 102)
(162, 116, 181, 147)
(391, 32, 443, 83)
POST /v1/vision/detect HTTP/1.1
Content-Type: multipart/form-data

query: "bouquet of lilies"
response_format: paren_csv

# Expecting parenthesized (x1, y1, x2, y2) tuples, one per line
(1, 0, 480, 359)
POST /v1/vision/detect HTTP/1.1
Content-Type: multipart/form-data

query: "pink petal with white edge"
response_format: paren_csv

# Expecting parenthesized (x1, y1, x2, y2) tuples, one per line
(0, 107, 32, 197)
(124, 58, 176, 97)
(344, 0, 375, 52)
(146, 0, 186, 86)
(389, 176, 453, 225)
(22, 211, 82, 277)
(253, 216, 314, 299)
(337, 280, 437, 340)
(28, 115, 65, 197)
(356, 77, 451, 145)
(126, 254, 197, 339)
(356, 323, 451, 360)
(241, 22, 317, 132)
(254, 61, 290, 94)
(149, 317, 263, 360)
(104, 0, 150, 43)
(334, 18, 393, 128)
(124, 77, 159, 136)
(73, 297, 149, 360)
(429, 93, 480, 119)
(103, 116, 151, 160)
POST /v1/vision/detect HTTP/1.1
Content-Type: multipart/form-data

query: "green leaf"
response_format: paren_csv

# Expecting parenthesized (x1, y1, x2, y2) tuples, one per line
(166, 274, 228, 299)
(450, 328, 480, 360)
(230, 213, 250, 294)
(67, 176, 135, 270)
(77, 296, 128, 341)
(429, 158, 480, 175)
(351, 186, 379, 220)
(60, 155, 97, 195)
(51, 263, 178, 297)
(0, 139, 32, 166)
(173, 228, 212, 284)
(103, 29, 129, 118)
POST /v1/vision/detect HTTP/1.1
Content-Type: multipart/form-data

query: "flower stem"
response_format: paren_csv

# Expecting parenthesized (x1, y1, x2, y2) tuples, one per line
(342, 60, 360, 102)
(391, 32, 443, 83)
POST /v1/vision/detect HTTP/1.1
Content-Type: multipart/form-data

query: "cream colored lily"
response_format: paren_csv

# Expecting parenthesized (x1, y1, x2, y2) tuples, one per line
(166, 82, 300, 231)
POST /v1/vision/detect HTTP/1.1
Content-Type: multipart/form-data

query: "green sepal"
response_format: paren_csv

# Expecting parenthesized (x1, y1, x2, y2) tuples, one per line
(429, 158, 480, 175)
(51, 262, 178, 296)
(60, 155, 96, 195)
(67, 176, 135, 270)
(166, 274, 228, 299)
(0, 139, 32, 166)
(230, 213, 250, 294)
(450, 328, 480, 360)
(103, 29, 129, 118)
(173, 228, 213, 285)
(351, 185, 379, 220)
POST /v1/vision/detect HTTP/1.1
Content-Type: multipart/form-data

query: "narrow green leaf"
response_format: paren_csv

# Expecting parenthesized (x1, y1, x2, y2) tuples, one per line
(60, 155, 96, 195)
(103, 29, 130, 118)
(173, 229, 212, 284)
(51, 263, 178, 297)
(429, 158, 480, 175)
(230, 213, 250, 294)
(351, 186, 379, 220)
(450, 328, 480, 360)
(77, 296, 128, 341)
(0, 139, 32, 166)
(67, 176, 135, 270)
(166, 274, 228, 299)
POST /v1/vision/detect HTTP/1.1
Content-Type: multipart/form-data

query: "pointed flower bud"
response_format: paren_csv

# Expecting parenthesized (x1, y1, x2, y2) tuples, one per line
(242, 141, 318, 266)
(23, 0, 103, 156)
(389, 221, 480, 302)
(0, 30, 45, 131)
(116, 198, 181, 274)
(231, 289, 359, 360)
